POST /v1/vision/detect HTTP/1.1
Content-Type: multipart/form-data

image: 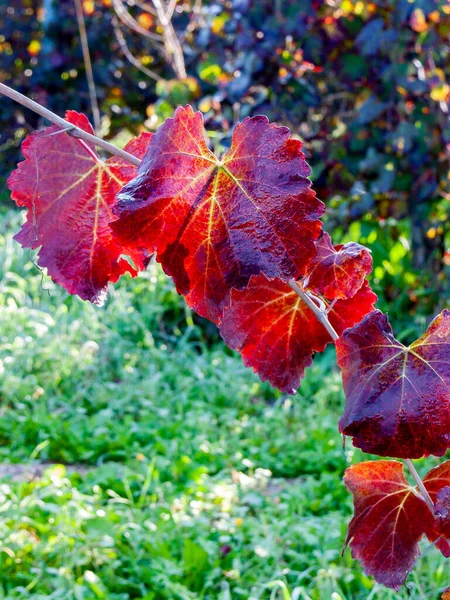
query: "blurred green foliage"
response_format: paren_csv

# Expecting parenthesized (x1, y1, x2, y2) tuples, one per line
(0, 0, 449, 328)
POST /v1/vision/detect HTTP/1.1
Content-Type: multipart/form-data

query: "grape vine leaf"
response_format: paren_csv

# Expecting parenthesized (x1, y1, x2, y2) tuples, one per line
(337, 309, 450, 458)
(344, 460, 432, 589)
(111, 105, 325, 322)
(8, 111, 152, 304)
(304, 232, 372, 299)
(422, 460, 450, 556)
(435, 487, 450, 538)
(219, 276, 376, 393)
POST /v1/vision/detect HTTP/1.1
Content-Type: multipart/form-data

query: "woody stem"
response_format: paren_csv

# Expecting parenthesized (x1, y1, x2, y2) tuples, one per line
(288, 279, 339, 342)
(0, 82, 141, 167)
(405, 459, 435, 512)
(289, 280, 437, 513)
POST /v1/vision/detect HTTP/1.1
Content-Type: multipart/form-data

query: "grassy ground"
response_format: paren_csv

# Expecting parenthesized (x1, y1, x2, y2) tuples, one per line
(0, 208, 448, 599)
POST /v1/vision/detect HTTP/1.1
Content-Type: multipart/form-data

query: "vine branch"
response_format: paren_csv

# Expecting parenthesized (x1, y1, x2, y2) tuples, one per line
(152, 0, 187, 79)
(405, 459, 435, 513)
(112, 16, 164, 82)
(0, 83, 141, 167)
(288, 279, 339, 341)
(289, 278, 438, 514)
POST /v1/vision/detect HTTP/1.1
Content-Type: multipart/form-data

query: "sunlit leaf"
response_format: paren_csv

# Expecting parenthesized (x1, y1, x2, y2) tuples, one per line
(8, 111, 152, 304)
(338, 309, 450, 458)
(344, 460, 431, 589)
(219, 276, 376, 393)
(304, 232, 372, 299)
(112, 106, 324, 321)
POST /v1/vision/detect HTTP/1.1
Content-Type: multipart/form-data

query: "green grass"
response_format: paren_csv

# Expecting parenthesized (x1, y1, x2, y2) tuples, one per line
(0, 209, 448, 599)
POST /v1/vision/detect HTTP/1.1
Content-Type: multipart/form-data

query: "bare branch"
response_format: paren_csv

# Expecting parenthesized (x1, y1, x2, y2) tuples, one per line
(130, 0, 157, 15)
(112, 17, 164, 82)
(405, 459, 435, 513)
(166, 0, 178, 21)
(288, 280, 339, 342)
(151, 0, 187, 79)
(0, 82, 141, 167)
(113, 0, 164, 42)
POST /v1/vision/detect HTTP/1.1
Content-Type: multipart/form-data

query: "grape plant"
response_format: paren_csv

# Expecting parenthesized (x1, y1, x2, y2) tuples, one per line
(1, 81, 450, 595)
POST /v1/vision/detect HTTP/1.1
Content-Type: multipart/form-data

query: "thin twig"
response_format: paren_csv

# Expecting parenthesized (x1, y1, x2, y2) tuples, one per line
(0, 83, 141, 166)
(132, 0, 157, 15)
(113, 0, 163, 42)
(73, 0, 101, 133)
(288, 280, 339, 342)
(405, 459, 435, 513)
(112, 17, 164, 81)
(151, 0, 187, 79)
(166, 0, 178, 20)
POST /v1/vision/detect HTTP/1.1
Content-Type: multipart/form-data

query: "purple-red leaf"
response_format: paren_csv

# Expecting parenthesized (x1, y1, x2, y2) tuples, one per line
(435, 487, 450, 538)
(344, 459, 450, 589)
(423, 461, 450, 556)
(111, 105, 324, 321)
(8, 111, 151, 304)
(219, 276, 376, 393)
(337, 309, 450, 458)
(304, 232, 372, 299)
(344, 460, 431, 590)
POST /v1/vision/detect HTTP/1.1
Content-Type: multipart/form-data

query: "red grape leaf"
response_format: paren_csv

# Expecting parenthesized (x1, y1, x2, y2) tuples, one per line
(434, 487, 450, 538)
(423, 460, 450, 556)
(219, 276, 376, 393)
(304, 232, 372, 299)
(8, 111, 152, 304)
(111, 105, 324, 321)
(337, 309, 450, 458)
(344, 460, 433, 589)
(326, 281, 377, 335)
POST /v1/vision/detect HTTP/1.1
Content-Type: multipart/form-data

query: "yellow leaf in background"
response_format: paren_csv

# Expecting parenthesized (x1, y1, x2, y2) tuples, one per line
(138, 13, 154, 29)
(82, 0, 95, 15)
(27, 40, 41, 56)
(431, 83, 450, 102)
(212, 14, 229, 34)
(199, 97, 212, 113)
(429, 10, 440, 23)
(435, 68, 446, 81)
(341, 0, 354, 14)
(410, 8, 428, 32)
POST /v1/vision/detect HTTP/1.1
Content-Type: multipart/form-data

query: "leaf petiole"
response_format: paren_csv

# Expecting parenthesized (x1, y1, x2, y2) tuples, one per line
(405, 458, 435, 513)
(288, 279, 339, 342)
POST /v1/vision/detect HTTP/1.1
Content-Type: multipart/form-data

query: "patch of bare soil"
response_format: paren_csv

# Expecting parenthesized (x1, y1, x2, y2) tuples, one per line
(0, 463, 92, 481)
